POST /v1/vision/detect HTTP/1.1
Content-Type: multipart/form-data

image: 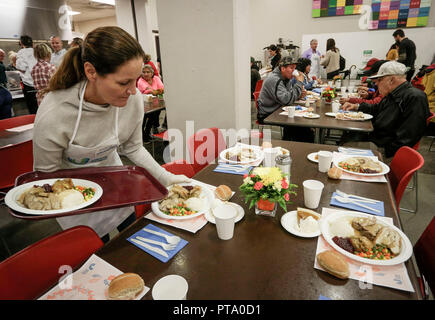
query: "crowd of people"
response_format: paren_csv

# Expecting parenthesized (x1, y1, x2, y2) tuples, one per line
(252, 28, 433, 160)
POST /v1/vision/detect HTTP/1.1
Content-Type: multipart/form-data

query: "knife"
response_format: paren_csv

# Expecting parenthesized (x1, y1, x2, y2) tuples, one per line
(130, 238, 169, 258)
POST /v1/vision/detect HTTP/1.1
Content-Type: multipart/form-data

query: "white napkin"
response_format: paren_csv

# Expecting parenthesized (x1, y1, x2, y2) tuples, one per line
(314, 208, 414, 293)
(332, 152, 387, 183)
(38, 254, 150, 300)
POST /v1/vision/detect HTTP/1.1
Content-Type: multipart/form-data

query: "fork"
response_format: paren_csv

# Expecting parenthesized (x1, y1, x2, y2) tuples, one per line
(142, 227, 181, 245)
(136, 236, 177, 251)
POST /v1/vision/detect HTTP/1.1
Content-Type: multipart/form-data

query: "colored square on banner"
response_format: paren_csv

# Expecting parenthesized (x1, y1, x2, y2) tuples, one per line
(344, 5, 354, 14)
(397, 18, 408, 26)
(389, 9, 399, 19)
(354, 0, 363, 4)
(406, 17, 418, 26)
(380, 10, 390, 20)
(346, 0, 354, 5)
(419, 7, 430, 16)
(417, 16, 428, 25)
(372, 11, 380, 20)
(390, 1, 401, 10)
(369, 20, 379, 29)
(372, 2, 381, 11)
(408, 7, 420, 17)
(410, 0, 421, 8)
(399, 9, 409, 19)
(400, 0, 411, 9)
(387, 19, 398, 28)
(328, 7, 337, 15)
(378, 19, 389, 28)
(321, 0, 329, 7)
(420, 0, 431, 7)
(321, 8, 329, 16)
(313, 0, 321, 9)
(353, 4, 362, 13)
(337, 0, 346, 6)
(329, 0, 337, 8)
(336, 6, 345, 15)
(312, 8, 321, 17)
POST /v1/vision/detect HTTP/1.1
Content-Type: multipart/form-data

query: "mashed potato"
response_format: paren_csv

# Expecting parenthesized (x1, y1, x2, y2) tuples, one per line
(59, 189, 85, 208)
(298, 216, 319, 233)
(185, 197, 204, 212)
(329, 218, 355, 237)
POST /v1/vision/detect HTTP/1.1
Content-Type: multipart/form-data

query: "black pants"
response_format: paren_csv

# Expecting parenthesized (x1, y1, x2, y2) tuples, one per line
(0, 87, 12, 119)
(142, 111, 160, 141)
(282, 126, 314, 143)
(327, 70, 340, 80)
(406, 69, 415, 82)
(22, 83, 38, 114)
(100, 212, 136, 243)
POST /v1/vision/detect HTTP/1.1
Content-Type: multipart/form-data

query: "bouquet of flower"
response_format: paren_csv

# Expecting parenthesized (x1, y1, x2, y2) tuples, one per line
(321, 87, 336, 101)
(239, 167, 297, 212)
(153, 88, 164, 98)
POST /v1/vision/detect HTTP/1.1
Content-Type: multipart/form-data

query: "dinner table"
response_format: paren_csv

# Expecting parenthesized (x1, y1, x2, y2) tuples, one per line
(144, 96, 166, 114)
(97, 140, 421, 300)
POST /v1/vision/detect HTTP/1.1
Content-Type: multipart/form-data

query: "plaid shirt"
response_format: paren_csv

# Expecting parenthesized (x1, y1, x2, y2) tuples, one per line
(31, 60, 56, 105)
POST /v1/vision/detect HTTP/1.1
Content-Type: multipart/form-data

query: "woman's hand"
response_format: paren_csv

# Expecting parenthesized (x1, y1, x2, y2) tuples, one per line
(164, 174, 191, 187)
(358, 90, 369, 99)
(339, 97, 350, 104)
(341, 102, 358, 111)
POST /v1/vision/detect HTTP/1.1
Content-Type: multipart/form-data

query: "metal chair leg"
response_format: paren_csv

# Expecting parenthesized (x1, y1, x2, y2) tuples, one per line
(429, 137, 435, 152)
(400, 173, 418, 214)
(406, 173, 416, 190)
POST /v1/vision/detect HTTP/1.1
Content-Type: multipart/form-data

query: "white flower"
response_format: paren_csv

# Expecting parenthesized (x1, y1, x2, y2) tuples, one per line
(243, 177, 252, 185)
(274, 181, 282, 192)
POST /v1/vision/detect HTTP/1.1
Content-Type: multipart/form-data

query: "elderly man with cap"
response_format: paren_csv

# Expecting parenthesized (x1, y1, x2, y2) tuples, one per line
(257, 56, 314, 142)
(341, 61, 430, 158)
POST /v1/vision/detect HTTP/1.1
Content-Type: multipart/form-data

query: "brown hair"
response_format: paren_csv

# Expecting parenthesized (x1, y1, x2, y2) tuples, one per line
(46, 26, 144, 92)
(326, 38, 337, 53)
(33, 43, 52, 61)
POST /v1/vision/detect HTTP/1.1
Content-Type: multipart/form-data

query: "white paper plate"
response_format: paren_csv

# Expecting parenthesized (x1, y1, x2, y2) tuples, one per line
(152, 182, 213, 220)
(336, 112, 373, 121)
(333, 155, 390, 176)
(281, 210, 321, 238)
(5, 178, 103, 215)
(303, 113, 320, 119)
(325, 112, 336, 117)
(307, 152, 319, 163)
(205, 202, 245, 224)
(219, 146, 264, 165)
(320, 211, 413, 266)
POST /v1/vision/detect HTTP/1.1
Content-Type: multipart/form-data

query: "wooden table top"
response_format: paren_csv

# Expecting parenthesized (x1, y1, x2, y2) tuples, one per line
(263, 102, 374, 133)
(144, 97, 165, 114)
(97, 140, 420, 300)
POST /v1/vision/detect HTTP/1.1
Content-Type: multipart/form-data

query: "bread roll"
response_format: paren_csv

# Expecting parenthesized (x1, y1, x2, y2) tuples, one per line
(215, 185, 232, 201)
(108, 273, 145, 300)
(328, 167, 342, 179)
(317, 250, 349, 280)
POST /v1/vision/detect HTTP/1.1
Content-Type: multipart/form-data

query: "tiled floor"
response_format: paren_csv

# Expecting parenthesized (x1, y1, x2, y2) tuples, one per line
(1, 99, 434, 298)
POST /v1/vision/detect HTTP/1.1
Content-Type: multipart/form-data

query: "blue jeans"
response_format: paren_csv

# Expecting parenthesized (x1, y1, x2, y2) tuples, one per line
(101, 212, 136, 243)
(0, 87, 12, 120)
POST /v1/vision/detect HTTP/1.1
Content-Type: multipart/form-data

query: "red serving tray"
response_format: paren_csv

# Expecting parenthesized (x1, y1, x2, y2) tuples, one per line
(8, 166, 168, 220)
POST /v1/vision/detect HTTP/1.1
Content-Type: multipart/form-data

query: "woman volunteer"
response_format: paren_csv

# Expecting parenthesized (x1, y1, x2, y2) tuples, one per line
(33, 26, 189, 242)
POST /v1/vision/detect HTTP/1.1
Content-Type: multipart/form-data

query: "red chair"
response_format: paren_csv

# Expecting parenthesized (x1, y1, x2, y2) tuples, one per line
(0, 114, 36, 131)
(413, 216, 435, 299)
(135, 203, 151, 219)
(404, 112, 435, 213)
(253, 91, 264, 139)
(187, 127, 226, 174)
(0, 140, 33, 190)
(150, 130, 169, 158)
(254, 79, 263, 93)
(387, 146, 424, 213)
(162, 160, 196, 178)
(0, 226, 103, 300)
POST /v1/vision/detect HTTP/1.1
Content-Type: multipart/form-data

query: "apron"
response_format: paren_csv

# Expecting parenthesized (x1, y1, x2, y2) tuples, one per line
(309, 51, 321, 79)
(56, 81, 133, 237)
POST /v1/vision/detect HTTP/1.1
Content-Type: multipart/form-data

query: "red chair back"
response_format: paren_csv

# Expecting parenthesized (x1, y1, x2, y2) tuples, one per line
(254, 80, 263, 93)
(0, 140, 33, 189)
(187, 127, 226, 173)
(0, 114, 36, 131)
(253, 91, 260, 110)
(162, 160, 196, 178)
(0, 226, 103, 300)
(387, 146, 424, 208)
(135, 204, 151, 219)
(414, 216, 435, 298)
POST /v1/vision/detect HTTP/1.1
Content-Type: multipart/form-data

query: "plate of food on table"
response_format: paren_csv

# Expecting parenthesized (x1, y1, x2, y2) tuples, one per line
(333, 156, 390, 176)
(320, 212, 412, 266)
(152, 182, 213, 220)
(219, 145, 264, 164)
(4, 178, 102, 215)
(281, 208, 322, 238)
(335, 111, 373, 121)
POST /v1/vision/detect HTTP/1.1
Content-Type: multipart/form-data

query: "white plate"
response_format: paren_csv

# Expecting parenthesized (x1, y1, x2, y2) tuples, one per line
(336, 112, 373, 121)
(320, 211, 413, 266)
(333, 155, 390, 176)
(303, 113, 320, 119)
(205, 202, 245, 224)
(219, 146, 264, 165)
(152, 182, 213, 220)
(281, 210, 321, 238)
(5, 178, 103, 215)
(282, 106, 307, 112)
(307, 152, 319, 163)
(325, 112, 336, 117)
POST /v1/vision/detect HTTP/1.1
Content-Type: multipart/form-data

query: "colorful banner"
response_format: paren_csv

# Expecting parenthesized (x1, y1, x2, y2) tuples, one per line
(312, 0, 364, 17)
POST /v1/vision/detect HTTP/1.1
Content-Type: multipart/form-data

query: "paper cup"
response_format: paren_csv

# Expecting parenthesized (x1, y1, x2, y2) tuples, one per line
(348, 86, 355, 93)
(331, 102, 340, 113)
(318, 151, 333, 173)
(303, 180, 324, 209)
(152, 275, 189, 300)
(341, 86, 347, 93)
(287, 106, 296, 118)
(328, 81, 333, 87)
(263, 148, 279, 167)
(213, 204, 237, 240)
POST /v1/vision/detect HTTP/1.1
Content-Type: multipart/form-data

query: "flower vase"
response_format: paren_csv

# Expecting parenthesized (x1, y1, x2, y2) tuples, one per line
(255, 199, 277, 217)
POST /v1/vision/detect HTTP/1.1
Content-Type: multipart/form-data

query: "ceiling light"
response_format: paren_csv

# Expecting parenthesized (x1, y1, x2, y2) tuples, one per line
(91, 0, 116, 5)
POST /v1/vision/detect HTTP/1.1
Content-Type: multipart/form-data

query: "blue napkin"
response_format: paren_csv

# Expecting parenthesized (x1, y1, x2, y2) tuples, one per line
(213, 164, 253, 176)
(319, 295, 332, 300)
(312, 88, 322, 94)
(338, 147, 375, 156)
(127, 223, 188, 263)
(330, 192, 385, 216)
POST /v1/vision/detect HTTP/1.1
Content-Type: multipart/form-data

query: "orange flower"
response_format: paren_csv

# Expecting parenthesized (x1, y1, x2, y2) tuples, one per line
(254, 182, 264, 190)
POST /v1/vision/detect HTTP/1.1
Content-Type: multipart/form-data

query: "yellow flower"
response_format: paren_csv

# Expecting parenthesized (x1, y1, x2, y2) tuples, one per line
(253, 167, 283, 186)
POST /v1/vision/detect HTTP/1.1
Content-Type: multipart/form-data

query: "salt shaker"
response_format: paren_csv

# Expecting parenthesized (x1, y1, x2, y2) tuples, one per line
(275, 153, 292, 182)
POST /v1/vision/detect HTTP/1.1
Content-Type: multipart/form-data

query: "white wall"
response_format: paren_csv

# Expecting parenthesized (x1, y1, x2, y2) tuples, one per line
(73, 16, 117, 37)
(250, 0, 435, 66)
